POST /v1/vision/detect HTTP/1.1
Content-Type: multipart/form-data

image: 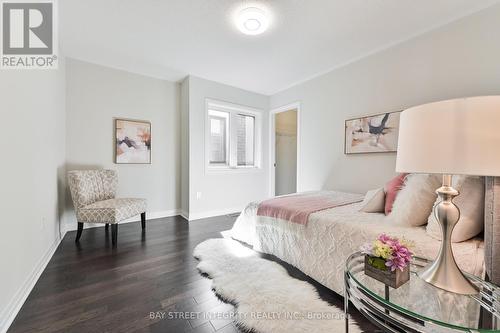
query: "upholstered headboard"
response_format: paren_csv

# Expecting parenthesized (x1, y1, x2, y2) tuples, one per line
(484, 177, 500, 285)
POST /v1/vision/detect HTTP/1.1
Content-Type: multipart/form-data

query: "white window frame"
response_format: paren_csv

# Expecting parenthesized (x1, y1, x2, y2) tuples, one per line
(205, 99, 263, 174)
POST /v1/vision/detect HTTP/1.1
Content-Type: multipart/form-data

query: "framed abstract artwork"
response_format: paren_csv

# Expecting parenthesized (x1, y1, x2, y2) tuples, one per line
(344, 111, 401, 154)
(115, 118, 151, 164)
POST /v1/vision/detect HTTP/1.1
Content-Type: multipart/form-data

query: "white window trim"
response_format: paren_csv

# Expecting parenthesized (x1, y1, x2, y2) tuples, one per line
(205, 98, 263, 174)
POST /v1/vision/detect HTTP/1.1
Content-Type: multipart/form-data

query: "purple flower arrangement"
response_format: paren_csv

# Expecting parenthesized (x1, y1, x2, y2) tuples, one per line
(361, 234, 414, 272)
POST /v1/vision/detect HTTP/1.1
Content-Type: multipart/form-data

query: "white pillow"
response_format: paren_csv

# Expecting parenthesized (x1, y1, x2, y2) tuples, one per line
(359, 188, 385, 213)
(388, 174, 441, 226)
(426, 176, 484, 242)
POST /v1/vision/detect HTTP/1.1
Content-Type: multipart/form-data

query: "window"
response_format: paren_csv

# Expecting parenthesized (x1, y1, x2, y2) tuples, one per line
(206, 99, 261, 171)
(236, 114, 255, 166)
(208, 110, 229, 165)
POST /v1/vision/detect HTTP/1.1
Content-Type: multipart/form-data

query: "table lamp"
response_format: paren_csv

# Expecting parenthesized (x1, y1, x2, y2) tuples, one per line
(396, 96, 500, 295)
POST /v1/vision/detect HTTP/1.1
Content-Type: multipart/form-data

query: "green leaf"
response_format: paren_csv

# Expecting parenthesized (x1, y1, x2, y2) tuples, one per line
(368, 256, 388, 271)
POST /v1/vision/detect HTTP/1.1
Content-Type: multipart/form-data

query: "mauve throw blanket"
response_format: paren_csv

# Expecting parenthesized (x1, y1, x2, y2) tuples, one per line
(257, 192, 364, 225)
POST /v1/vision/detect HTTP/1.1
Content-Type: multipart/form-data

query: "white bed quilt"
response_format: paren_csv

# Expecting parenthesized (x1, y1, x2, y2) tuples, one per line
(228, 191, 485, 295)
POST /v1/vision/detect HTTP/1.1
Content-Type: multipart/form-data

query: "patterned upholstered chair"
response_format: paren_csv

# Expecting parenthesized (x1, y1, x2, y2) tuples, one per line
(68, 169, 147, 247)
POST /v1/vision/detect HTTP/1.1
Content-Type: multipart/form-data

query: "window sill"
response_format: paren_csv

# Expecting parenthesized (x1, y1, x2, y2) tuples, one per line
(206, 166, 264, 175)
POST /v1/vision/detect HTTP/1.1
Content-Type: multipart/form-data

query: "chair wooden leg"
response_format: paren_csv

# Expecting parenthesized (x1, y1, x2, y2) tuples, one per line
(75, 223, 83, 243)
(111, 224, 118, 247)
(105, 223, 109, 230)
(141, 212, 146, 230)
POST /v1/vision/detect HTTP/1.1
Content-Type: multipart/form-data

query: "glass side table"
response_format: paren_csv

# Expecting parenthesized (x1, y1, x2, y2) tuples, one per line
(344, 252, 500, 332)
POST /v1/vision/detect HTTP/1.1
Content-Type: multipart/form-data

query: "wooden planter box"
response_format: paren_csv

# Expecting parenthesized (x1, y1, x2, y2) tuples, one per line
(364, 255, 410, 289)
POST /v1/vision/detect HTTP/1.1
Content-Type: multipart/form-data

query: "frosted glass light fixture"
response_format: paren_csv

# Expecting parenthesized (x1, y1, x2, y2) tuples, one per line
(236, 7, 269, 35)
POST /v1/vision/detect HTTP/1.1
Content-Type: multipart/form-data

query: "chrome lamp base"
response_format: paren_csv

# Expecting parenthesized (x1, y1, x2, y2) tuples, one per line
(418, 175, 479, 295)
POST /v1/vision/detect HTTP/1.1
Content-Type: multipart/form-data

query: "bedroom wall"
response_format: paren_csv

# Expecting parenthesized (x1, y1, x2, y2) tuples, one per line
(186, 76, 270, 219)
(270, 4, 500, 194)
(0, 61, 66, 332)
(65, 58, 181, 230)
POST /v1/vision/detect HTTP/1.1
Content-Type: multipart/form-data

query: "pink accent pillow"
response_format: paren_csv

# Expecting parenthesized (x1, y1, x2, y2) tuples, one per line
(384, 173, 408, 215)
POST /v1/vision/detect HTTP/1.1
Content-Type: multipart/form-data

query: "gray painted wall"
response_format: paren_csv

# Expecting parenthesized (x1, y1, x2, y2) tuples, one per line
(186, 76, 270, 219)
(270, 4, 500, 194)
(65, 58, 181, 229)
(0, 63, 66, 330)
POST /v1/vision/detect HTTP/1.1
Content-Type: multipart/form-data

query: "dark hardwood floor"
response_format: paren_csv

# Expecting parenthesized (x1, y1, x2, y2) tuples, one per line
(8, 215, 375, 333)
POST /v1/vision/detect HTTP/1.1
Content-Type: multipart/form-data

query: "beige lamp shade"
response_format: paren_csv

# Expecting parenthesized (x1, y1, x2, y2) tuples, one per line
(396, 96, 500, 177)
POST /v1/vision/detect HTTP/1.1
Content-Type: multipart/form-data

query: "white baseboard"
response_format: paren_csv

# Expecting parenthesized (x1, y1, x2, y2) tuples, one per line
(63, 209, 181, 232)
(122, 209, 181, 223)
(188, 207, 243, 221)
(0, 231, 66, 333)
(179, 210, 189, 221)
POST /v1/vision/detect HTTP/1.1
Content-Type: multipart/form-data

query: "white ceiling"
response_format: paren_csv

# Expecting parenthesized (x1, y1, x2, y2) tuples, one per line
(60, 0, 499, 95)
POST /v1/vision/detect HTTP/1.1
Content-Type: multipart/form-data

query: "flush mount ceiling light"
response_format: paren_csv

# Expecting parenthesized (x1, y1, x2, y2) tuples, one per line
(236, 7, 269, 35)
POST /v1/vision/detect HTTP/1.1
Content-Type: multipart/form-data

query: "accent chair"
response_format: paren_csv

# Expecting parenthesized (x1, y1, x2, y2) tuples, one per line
(68, 169, 147, 247)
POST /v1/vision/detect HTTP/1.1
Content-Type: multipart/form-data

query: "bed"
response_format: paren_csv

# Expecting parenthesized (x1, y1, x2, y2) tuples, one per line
(228, 189, 490, 295)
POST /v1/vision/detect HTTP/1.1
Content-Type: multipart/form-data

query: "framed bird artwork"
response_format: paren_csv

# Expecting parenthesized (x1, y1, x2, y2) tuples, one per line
(344, 110, 401, 154)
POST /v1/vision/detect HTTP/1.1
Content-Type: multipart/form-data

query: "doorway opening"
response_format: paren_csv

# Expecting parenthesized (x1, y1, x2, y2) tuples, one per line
(270, 103, 300, 197)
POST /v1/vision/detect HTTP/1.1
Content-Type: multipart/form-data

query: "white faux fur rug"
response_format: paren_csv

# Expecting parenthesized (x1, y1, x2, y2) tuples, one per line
(193, 238, 361, 333)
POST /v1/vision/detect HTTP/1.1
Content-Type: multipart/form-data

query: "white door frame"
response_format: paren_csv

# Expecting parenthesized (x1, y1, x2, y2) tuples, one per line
(269, 102, 301, 197)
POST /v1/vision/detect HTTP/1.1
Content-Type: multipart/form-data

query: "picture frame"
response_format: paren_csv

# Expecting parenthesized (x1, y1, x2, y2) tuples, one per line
(114, 118, 152, 164)
(344, 110, 402, 154)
